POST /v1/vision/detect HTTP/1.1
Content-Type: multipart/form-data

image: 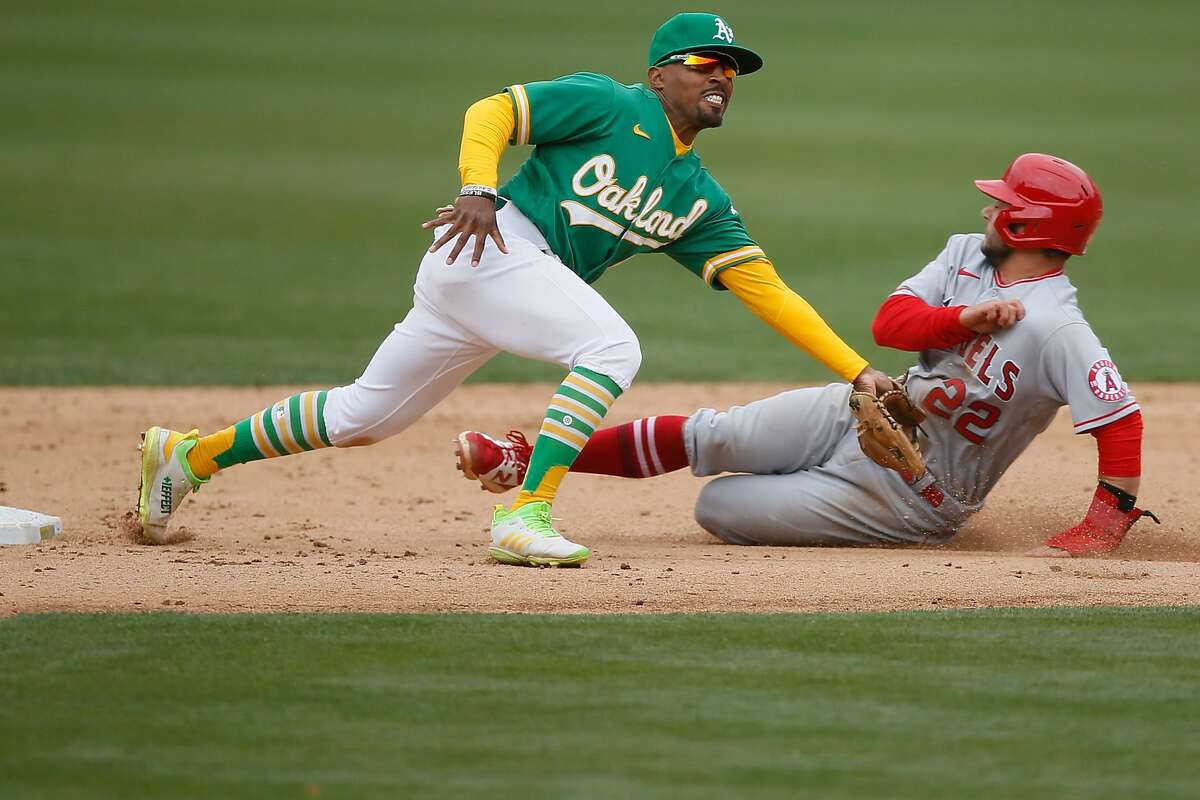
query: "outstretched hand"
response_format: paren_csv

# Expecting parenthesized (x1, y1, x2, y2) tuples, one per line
(421, 195, 508, 267)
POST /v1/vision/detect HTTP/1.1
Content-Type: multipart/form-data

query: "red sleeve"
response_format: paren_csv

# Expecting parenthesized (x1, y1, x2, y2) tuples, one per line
(871, 294, 975, 352)
(1092, 410, 1142, 477)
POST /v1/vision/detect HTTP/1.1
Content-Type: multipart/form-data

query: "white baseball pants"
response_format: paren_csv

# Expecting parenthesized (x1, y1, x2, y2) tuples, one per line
(322, 202, 640, 447)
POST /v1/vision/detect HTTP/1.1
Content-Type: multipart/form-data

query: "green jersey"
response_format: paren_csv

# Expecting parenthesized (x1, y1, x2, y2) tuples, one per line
(500, 72, 764, 287)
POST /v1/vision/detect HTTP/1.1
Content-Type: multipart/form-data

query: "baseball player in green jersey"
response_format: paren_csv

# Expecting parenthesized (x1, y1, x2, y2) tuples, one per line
(137, 12, 895, 566)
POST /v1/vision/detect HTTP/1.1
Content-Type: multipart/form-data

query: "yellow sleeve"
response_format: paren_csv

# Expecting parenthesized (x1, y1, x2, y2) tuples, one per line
(718, 258, 870, 382)
(458, 93, 516, 189)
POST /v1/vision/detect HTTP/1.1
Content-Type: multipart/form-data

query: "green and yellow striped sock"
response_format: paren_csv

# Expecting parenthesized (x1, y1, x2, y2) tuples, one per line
(186, 390, 333, 479)
(510, 367, 623, 510)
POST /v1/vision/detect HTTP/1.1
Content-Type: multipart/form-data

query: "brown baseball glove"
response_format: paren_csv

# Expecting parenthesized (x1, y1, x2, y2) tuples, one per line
(848, 388, 926, 482)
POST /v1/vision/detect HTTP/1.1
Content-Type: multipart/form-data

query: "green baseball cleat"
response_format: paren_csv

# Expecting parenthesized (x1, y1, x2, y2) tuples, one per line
(489, 501, 589, 567)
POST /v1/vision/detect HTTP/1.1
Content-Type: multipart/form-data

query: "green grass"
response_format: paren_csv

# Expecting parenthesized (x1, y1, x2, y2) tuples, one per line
(2, 608, 1199, 799)
(2, 1, 1198, 384)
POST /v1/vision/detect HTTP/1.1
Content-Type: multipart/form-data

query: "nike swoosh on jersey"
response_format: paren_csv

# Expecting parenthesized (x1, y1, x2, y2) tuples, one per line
(957, 267, 980, 279)
(632, 123, 651, 140)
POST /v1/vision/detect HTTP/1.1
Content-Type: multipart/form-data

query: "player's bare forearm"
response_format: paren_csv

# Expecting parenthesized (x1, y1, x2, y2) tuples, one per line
(1100, 474, 1139, 495)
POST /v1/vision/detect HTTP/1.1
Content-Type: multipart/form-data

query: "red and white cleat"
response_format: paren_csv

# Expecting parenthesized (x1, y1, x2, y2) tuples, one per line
(454, 430, 532, 493)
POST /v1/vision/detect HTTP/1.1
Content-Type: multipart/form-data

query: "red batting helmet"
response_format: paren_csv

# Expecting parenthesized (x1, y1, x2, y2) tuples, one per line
(974, 153, 1103, 256)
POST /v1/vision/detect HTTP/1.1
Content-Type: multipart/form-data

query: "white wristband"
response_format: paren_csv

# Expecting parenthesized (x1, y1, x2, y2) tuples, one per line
(459, 184, 497, 201)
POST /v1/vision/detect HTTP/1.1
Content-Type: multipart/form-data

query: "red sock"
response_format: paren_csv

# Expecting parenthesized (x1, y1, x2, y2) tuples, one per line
(573, 415, 689, 478)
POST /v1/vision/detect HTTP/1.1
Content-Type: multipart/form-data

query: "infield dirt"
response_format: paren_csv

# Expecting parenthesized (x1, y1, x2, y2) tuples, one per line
(2, 384, 1197, 615)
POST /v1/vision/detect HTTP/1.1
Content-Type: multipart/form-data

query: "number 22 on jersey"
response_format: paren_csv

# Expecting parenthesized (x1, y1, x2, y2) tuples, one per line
(922, 379, 1001, 444)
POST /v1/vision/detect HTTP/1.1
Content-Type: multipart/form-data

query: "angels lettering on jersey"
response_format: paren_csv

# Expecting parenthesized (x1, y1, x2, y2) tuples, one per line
(945, 331, 1021, 404)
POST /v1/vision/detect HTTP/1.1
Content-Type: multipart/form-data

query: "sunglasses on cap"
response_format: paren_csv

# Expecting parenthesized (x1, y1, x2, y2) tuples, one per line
(659, 52, 738, 78)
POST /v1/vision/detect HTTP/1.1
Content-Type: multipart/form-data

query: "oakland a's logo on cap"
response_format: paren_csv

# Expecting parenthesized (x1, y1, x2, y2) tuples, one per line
(713, 17, 735, 43)
(648, 13, 763, 75)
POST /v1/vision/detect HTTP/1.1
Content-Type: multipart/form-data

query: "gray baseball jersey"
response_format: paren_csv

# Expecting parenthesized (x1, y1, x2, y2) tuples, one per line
(685, 233, 1137, 546)
(898, 234, 1138, 506)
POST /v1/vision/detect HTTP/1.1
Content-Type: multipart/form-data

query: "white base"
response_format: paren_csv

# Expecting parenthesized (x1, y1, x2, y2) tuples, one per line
(0, 506, 63, 545)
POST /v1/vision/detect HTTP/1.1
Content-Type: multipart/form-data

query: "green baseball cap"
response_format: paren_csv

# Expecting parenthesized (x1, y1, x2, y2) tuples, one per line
(648, 12, 763, 75)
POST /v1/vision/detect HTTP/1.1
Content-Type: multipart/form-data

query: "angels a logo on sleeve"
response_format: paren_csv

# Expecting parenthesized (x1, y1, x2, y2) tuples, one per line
(1088, 359, 1128, 402)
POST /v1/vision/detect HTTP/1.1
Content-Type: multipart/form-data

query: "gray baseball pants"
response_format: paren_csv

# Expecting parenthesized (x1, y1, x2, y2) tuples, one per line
(684, 383, 979, 546)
